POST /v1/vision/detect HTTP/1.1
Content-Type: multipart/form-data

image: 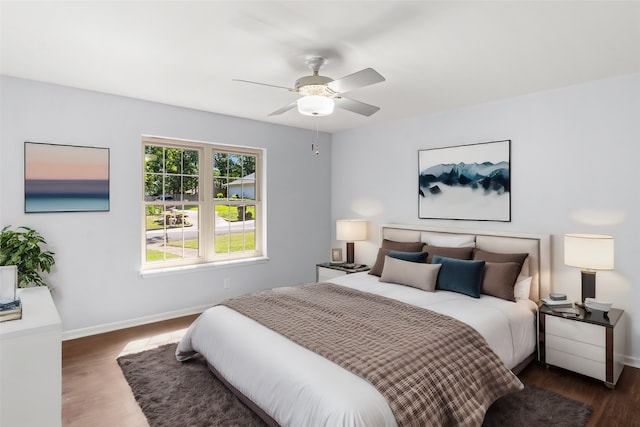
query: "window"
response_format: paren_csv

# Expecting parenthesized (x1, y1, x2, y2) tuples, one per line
(142, 136, 263, 270)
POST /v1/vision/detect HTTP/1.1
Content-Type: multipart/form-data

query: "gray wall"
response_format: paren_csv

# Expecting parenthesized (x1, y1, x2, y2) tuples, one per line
(0, 76, 332, 336)
(331, 73, 640, 366)
(4, 73, 638, 365)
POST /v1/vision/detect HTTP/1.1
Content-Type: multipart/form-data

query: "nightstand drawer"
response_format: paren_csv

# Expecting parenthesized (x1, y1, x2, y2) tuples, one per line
(546, 334, 605, 363)
(317, 267, 347, 282)
(546, 348, 605, 381)
(546, 315, 604, 347)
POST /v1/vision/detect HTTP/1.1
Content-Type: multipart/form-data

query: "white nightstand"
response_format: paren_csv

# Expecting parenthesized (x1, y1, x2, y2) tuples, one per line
(316, 263, 369, 282)
(539, 304, 625, 388)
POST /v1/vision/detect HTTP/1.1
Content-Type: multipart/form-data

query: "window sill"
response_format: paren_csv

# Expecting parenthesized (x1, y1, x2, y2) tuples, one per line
(140, 256, 270, 278)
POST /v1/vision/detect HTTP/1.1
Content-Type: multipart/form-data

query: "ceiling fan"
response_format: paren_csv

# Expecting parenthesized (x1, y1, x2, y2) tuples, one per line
(233, 56, 385, 117)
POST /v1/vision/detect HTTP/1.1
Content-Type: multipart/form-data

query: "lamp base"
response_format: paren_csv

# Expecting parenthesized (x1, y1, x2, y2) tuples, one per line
(581, 270, 596, 303)
(345, 242, 355, 264)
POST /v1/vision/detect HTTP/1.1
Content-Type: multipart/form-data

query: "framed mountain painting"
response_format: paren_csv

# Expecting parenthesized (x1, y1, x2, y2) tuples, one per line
(24, 142, 110, 213)
(418, 140, 510, 221)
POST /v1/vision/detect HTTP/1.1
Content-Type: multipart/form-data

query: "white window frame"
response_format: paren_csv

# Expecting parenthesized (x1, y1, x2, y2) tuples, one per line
(141, 136, 265, 272)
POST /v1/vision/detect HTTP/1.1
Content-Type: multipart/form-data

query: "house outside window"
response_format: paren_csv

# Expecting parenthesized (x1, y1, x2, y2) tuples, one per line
(142, 136, 264, 270)
(226, 172, 256, 200)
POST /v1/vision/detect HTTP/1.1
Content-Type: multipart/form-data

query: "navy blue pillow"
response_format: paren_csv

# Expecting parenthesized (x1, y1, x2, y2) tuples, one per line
(388, 250, 428, 263)
(432, 255, 485, 298)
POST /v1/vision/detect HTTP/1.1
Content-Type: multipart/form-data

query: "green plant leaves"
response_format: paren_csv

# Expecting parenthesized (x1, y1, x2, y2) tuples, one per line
(0, 225, 55, 288)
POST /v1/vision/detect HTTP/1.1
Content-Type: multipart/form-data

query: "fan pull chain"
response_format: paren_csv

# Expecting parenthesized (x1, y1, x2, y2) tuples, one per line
(311, 116, 320, 155)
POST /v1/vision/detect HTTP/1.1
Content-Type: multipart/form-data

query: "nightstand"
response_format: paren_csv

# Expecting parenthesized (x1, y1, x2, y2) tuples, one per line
(316, 263, 369, 282)
(539, 304, 626, 388)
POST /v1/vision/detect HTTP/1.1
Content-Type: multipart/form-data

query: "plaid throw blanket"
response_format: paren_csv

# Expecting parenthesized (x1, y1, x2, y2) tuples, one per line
(223, 283, 523, 427)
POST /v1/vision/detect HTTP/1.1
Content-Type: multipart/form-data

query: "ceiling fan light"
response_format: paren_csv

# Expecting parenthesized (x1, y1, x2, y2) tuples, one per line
(297, 95, 334, 116)
(298, 84, 334, 96)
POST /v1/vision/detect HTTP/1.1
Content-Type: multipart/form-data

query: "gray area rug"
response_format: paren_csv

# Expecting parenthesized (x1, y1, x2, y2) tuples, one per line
(117, 343, 593, 427)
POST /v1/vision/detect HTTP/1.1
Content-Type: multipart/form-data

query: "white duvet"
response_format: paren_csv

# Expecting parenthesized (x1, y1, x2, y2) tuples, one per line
(176, 272, 537, 427)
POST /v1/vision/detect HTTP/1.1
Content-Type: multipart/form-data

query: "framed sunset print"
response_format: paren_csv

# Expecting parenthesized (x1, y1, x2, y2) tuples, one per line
(24, 142, 110, 213)
(418, 140, 511, 221)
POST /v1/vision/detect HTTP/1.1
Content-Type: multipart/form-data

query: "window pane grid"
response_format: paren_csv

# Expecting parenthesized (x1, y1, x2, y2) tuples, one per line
(145, 203, 200, 263)
(212, 150, 257, 257)
(145, 146, 199, 202)
(143, 139, 261, 270)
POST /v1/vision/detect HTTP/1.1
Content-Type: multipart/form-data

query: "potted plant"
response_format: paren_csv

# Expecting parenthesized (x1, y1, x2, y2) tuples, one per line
(0, 226, 55, 288)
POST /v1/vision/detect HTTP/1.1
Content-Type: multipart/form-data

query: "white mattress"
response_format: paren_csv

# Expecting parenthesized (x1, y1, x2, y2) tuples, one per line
(176, 273, 537, 427)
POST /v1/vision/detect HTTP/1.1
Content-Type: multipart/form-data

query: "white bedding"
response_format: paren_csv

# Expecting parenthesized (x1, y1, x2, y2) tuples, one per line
(176, 272, 537, 427)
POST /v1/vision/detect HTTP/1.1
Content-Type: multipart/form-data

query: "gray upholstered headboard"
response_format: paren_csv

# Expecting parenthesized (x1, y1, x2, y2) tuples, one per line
(379, 224, 551, 301)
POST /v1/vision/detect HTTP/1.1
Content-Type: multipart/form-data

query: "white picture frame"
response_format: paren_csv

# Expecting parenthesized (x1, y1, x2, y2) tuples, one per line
(331, 248, 343, 264)
(0, 265, 18, 304)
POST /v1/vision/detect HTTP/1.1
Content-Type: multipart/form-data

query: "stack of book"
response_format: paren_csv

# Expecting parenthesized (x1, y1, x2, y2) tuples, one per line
(541, 293, 572, 308)
(0, 299, 22, 322)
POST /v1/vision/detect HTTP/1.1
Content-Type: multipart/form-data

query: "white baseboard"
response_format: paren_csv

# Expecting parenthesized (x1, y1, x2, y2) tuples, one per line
(62, 304, 212, 341)
(624, 355, 640, 369)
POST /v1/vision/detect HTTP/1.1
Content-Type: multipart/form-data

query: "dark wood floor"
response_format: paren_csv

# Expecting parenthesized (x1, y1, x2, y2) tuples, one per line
(62, 314, 640, 426)
(520, 359, 640, 426)
(62, 314, 199, 427)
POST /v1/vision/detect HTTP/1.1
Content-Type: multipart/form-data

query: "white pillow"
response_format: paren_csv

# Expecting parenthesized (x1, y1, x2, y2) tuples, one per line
(422, 232, 476, 248)
(379, 256, 441, 292)
(514, 275, 533, 300)
(519, 256, 531, 277)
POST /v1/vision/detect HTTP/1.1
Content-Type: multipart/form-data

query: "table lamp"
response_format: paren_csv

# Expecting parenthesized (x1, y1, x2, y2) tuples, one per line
(564, 234, 614, 303)
(336, 220, 367, 265)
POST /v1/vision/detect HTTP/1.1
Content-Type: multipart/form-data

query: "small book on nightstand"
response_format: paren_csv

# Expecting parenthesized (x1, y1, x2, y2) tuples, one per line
(0, 299, 22, 322)
(541, 296, 572, 308)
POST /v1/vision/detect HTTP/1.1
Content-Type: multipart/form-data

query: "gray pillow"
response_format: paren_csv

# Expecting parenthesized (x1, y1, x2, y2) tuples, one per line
(381, 239, 425, 252)
(481, 262, 521, 302)
(424, 245, 474, 264)
(369, 240, 425, 276)
(379, 256, 441, 292)
(472, 249, 528, 270)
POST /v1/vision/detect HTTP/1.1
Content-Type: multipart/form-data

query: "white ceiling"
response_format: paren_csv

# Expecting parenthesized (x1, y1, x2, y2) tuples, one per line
(2, 1, 640, 133)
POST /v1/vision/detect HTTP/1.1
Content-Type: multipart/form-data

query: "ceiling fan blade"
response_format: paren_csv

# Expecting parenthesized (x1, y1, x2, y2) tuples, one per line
(233, 79, 294, 91)
(327, 68, 385, 94)
(268, 100, 298, 116)
(336, 97, 381, 117)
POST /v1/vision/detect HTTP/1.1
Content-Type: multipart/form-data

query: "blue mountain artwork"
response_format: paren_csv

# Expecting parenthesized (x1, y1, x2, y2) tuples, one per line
(419, 161, 509, 197)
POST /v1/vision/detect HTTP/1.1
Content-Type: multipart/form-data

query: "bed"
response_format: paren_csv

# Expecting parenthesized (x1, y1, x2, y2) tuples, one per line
(176, 224, 551, 426)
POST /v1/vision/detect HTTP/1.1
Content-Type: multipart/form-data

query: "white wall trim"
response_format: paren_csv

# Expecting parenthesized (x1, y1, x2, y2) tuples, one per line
(624, 355, 640, 369)
(140, 256, 270, 278)
(61, 304, 211, 341)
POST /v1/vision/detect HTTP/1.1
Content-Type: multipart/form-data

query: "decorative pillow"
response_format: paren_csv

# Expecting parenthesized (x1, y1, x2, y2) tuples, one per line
(432, 255, 485, 298)
(423, 233, 476, 248)
(480, 262, 521, 302)
(369, 240, 425, 276)
(380, 256, 441, 292)
(472, 249, 528, 270)
(382, 239, 425, 252)
(424, 245, 474, 264)
(514, 275, 533, 300)
(388, 250, 428, 263)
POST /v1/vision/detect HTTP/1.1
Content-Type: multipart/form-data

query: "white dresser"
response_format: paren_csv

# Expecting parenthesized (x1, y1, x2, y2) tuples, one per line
(0, 287, 62, 427)
(540, 305, 625, 388)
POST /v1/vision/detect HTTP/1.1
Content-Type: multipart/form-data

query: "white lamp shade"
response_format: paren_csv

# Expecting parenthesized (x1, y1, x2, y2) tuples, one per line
(336, 220, 367, 242)
(564, 234, 614, 270)
(297, 95, 334, 116)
